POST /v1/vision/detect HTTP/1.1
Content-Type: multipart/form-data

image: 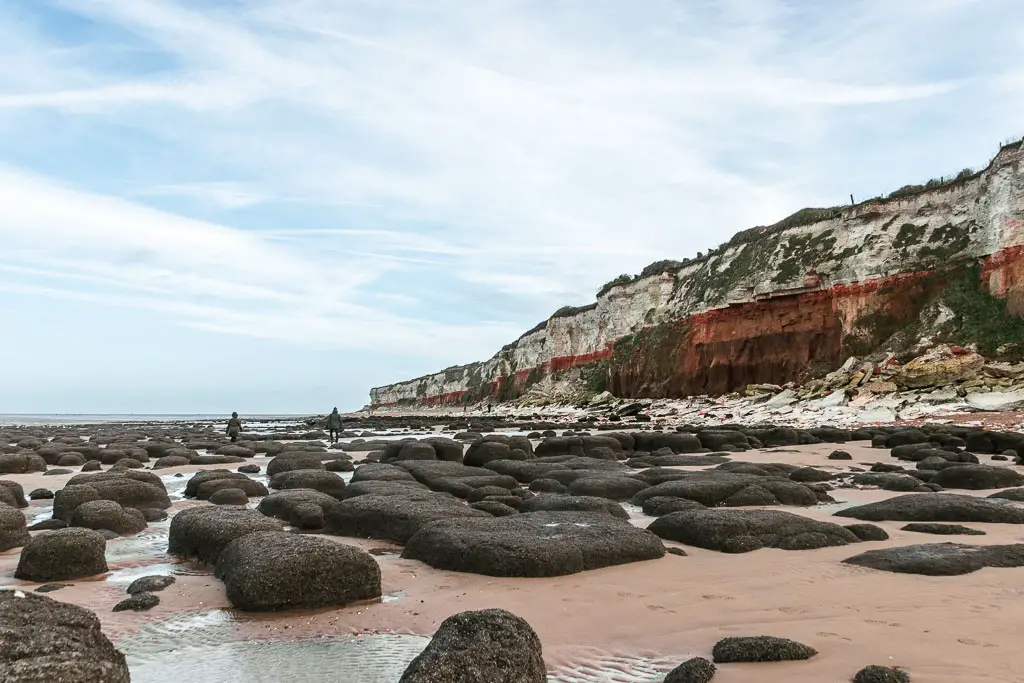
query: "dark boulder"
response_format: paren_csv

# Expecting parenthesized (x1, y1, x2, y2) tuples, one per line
(649, 508, 860, 553)
(711, 636, 817, 663)
(351, 463, 418, 483)
(381, 441, 440, 464)
(470, 501, 519, 516)
(269, 469, 346, 499)
(258, 489, 339, 529)
(112, 592, 159, 612)
(0, 453, 47, 474)
(266, 452, 325, 477)
(183, 470, 249, 498)
(829, 450, 853, 460)
(664, 657, 716, 683)
(399, 609, 545, 683)
(168, 505, 281, 565)
(0, 591, 130, 682)
(901, 523, 985, 536)
(196, 477, 268, 500)
(641, 497, 706, 516)
(850, 473, 935, 492)
(15, 528, 108, 581)
(843, 542, 1024, 576)
(566, 475, 649, 501)
(152, 455, 192, 469)
(932, 465, 1024, 490)
(631, 473, 820, 508)
(0, 480, 28, 507)
(69, 500, 147, 536)
(238, 464, 261, 474)
(209, 488, 249, 505)
(215, 531, 381, 611)
(519, 493, 629, 520)
(127, 575, 175, 594)
(789, 467, 835, 483)
(325, 492, 489, 543)
(0, 504, 30, 551)
(988, 487, 1024, 502)
(404, 511, 664, 577)
(28, 519, 67, 531)
(464, 441, 518, 468)
(529, 478, 567, 493)
(854, 665, 911, 683)
(214, 444, 256, 458)
(28, 488, 53, 501)
(835, 493, 1024, 523)
(844, 524, 890, 542)
(632, 432, 702, 453)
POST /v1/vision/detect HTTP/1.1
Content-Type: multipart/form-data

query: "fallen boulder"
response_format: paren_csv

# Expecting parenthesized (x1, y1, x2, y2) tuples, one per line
(711, 635, 817, 663)
(15, 528, 108, 581)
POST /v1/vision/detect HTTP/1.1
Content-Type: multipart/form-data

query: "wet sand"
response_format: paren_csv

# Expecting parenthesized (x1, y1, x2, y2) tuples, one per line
(3, 440, 1024, 681)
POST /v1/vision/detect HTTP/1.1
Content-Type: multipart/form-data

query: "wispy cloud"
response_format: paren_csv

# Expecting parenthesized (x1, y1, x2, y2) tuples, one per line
(0, 0, 1021, 381)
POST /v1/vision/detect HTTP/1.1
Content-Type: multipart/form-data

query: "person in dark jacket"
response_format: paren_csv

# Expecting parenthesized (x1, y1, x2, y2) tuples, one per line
(327, 407, 343, 443)
(226, 412, 242, 443)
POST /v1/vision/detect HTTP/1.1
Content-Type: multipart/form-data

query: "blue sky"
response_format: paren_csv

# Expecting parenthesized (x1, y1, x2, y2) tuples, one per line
(1, 0, 1022, 414)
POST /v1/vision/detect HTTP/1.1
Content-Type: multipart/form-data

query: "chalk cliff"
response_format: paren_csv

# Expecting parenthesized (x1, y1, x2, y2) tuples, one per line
(370, 140, 1024, 407)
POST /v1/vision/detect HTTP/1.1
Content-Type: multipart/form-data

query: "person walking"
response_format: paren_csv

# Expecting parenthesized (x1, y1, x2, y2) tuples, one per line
(226, 412, 242, 443)
(327, 407, 343, 444)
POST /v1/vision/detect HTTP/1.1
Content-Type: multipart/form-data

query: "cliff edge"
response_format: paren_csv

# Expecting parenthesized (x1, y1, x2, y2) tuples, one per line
(371, 139, 1024, 408)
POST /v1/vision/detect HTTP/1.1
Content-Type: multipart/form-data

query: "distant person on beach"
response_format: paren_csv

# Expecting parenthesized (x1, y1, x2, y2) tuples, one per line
(226, 412, 242, 442)
(327, 407, 343, 443)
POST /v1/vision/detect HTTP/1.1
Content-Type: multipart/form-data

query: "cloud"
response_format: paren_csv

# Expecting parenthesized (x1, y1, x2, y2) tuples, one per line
(0, 0, 1021, 375)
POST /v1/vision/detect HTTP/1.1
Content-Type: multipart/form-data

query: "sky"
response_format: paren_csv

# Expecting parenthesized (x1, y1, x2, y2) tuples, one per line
(1, 0, 1022, 414)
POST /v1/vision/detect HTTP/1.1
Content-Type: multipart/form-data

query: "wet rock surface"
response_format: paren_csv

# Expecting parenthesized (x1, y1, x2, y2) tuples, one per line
(900, 522, 985, 536)
(127, 575, 176, 594)
(113, 592, 160, 612)
(399, 609, 546, 683)
(0, 590, 130, 682)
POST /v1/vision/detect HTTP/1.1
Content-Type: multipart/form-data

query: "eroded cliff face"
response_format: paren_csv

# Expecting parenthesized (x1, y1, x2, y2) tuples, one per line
(371, 141, 1024, 407)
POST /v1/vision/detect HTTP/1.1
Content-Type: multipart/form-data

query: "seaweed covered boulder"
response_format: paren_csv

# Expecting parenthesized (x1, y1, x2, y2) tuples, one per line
(69, 500, 147, 536)
(266, 452, 326, 477)
(0, 503, 30, 552)
(168, 505, 281, 565)
(325, 492, 489, 543)
(15, 528, 108, 581)
(631, 473, 821, 508)
(854, 665, 911, 683)
(834, 494, 1024, 523)
(519, 493, 629, 520)
(664, 657, 716, 683)
(566, 475, 649, 501)
(184, 470, 253, 498)
(0, 453, 47, 474)
(931, 465, 1024, 490)
(215, 532, 381, 611)
(0, 590, 130, 682)
(842, 542, 1024, 576)
(399, 609, 546, 683)
(402, 511, 665, 577)
(649, 508, 860, 553)
(257, 489, 340, 529)
(269, 469, 347, 499)
(711, 636, 817, 663)
(0, 481, 28, 508)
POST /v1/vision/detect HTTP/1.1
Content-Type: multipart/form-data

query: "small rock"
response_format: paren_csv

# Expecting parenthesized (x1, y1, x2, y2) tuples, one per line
(711, 635, 817, 663)
(828, 450, 853, 460)
(664, 656, 716, 683)
(112, 592, 160, 612)
(901, 523, 985, 536)
(35, 583, 72, 593)
(127, 575, 176, 594)
(854, 665, 911, 683)
(29, 488, 54, 500)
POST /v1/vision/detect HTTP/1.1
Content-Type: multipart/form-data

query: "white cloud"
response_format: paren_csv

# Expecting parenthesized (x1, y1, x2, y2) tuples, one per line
(0, 0, 1020, 370)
